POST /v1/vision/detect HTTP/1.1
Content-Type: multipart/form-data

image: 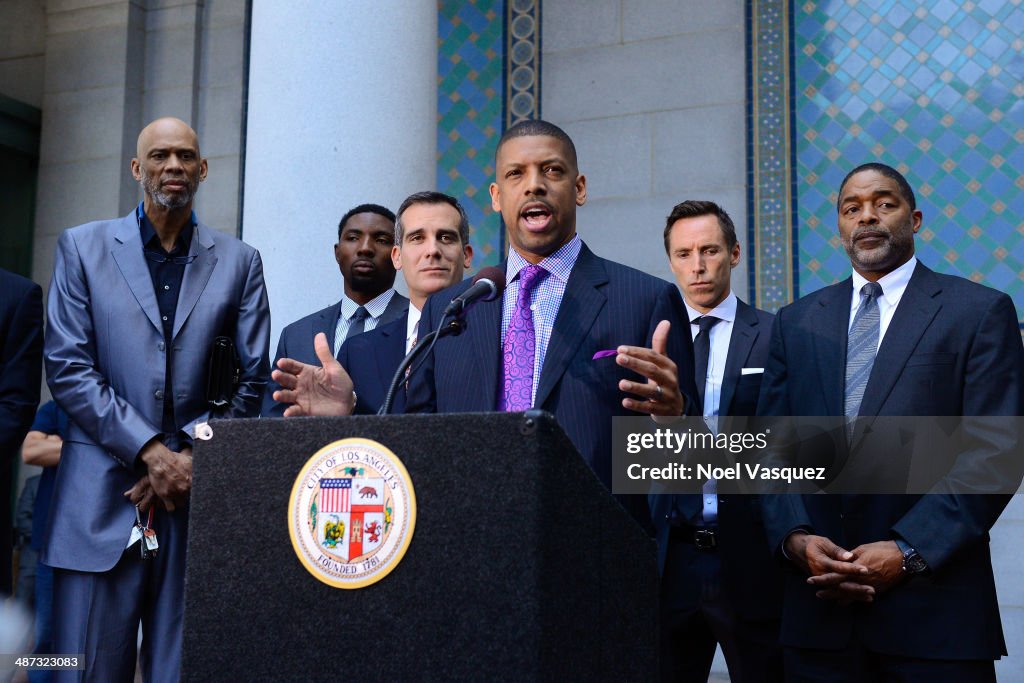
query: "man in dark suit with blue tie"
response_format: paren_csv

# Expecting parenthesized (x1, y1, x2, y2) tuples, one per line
(759, 163, 1024, 681)
(0, 267, 43, 597)
(44, 117, 270, 682)
(651, 200, 783, 683)
(272, 120, 698, 511)
(338, 191, 474, 415)
(262, 203, 408, 416)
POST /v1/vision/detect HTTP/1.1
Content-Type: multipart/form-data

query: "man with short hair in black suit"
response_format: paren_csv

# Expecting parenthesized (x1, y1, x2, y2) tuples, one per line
(759, 163, 1023, 682)
(0, 267, 43, 597)
(262, 203, 409, 415)
(651, 200, 783, 683)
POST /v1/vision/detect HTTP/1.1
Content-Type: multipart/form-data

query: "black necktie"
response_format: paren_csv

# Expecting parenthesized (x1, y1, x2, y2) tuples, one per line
(693, 315, 721, 408)
(347, 306, 369, 342)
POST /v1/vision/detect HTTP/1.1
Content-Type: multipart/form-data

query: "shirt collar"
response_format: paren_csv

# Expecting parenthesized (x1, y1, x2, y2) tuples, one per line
(137, 201, 196, 254)
(339, 288, 397, 321)
(505, 234, 583, 285)
(685, 291, 738, 325)
(850, 256, 917, 307)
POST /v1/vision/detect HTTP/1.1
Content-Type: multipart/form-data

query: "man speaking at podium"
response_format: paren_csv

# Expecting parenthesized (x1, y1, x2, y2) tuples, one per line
(273, 120, 698, 510)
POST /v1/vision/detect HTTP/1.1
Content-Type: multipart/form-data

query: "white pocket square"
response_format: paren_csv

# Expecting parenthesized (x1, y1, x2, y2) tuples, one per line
(741, 368, 764, 375)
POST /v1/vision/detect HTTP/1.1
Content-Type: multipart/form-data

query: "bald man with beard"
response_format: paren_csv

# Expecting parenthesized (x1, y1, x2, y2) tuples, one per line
(44, 117, 270, 682)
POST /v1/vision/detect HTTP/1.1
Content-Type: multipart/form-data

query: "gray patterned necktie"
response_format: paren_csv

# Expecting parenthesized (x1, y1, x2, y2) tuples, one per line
(844, 281, 883, 418)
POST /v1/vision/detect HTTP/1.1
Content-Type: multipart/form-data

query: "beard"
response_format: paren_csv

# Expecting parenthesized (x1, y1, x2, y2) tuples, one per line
(139, 169, 198, 209)
(842, 217, 915, 273)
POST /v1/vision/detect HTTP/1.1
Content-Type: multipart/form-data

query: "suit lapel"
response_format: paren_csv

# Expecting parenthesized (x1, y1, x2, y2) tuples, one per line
(535, 246, 608, 409)
(811, 281, 851, 417)
(317, 302, 342, 359)
(375, 313, 408, 391)
(719, 299, 758, 416)
(111, 214, 162, 334)
(380, 292, 410, 326)
(857, 263, 941, 417)
(468, 293, 502, 410)
(173, 223, 217, 339)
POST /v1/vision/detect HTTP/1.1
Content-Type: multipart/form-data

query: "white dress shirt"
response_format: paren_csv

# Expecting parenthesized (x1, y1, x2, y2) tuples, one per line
(848, 256, 918, 349)
(405, 305, 422, 355)
(333, 289, 399, 355)
(684, 291, 739, 525)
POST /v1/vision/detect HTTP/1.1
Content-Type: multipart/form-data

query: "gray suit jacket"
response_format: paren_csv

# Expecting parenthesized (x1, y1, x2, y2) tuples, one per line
(43, 211, 270, 571)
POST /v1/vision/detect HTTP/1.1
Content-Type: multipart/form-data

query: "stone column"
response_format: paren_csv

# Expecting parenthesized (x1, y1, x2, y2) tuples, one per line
(31, 0, 146, 287)
(242, 1, 438, 350)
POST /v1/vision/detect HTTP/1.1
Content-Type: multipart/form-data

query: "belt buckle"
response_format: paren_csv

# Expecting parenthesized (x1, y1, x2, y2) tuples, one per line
(694, 528, 717, 550)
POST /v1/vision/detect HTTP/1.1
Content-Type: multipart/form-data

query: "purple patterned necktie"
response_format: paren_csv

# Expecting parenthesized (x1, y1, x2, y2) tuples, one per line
(500, 264, 547, 411)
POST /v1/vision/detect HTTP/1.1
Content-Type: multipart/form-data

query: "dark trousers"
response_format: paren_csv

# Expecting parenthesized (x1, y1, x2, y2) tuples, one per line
(660, 533, 784, 683)
(784, 642, 996, 683)
(29, 561, 55, 683)
(52, 505, 187, 683)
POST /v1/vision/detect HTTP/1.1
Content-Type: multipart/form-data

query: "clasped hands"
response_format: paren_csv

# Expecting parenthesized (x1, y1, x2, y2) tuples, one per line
(785, 533, 906, 605)
(124, 438, 193, 512)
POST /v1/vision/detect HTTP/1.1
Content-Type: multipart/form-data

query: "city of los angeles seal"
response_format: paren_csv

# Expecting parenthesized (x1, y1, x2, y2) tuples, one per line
(288, 438, 417, 589)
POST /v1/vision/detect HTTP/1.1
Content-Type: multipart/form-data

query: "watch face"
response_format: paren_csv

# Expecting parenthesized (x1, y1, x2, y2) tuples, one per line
(903, 552, 927, 574)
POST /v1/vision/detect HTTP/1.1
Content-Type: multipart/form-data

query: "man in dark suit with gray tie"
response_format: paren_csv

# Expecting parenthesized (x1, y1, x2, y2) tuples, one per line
(759, 163, 1024, 681)
(262, 203, 408, 416)
(650, 200, 783, 683)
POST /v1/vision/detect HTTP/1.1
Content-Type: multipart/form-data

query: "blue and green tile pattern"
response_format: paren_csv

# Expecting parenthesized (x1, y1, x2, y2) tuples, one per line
(794, 0, 1024, 323)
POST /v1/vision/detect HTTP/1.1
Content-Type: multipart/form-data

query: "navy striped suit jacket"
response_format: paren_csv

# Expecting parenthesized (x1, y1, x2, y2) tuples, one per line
(338, 312, 409, 415)
(406, 243, 698, 507)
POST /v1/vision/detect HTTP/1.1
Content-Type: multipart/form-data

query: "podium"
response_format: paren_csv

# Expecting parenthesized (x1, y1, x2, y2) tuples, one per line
(182, 412, 658, 681)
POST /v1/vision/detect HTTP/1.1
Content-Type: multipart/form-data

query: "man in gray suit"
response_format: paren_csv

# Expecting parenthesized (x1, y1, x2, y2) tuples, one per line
(44, 117, 270, 682)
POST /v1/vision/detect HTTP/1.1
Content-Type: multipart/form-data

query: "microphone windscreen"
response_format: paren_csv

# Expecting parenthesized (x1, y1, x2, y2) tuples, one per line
(472, 266, 507, 298)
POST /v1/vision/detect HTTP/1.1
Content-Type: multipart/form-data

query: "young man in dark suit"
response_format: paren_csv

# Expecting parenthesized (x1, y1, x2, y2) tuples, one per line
(652, 200, 783, 683)
(262, 203, 408, 416)
(759, 163, 1023, 682)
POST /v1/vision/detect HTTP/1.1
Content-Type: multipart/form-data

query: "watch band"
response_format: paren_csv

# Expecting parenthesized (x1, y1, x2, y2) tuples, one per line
(895, 538, 929, 575)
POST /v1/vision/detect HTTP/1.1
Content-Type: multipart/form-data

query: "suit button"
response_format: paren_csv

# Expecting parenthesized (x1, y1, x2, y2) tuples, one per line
(155, 390, 164, 400)
(158, 342, 165, 352)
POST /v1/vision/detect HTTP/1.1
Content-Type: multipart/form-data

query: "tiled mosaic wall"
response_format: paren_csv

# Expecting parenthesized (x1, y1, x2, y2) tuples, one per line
(437, 0, 542, 267)
(438, 0, 505, 266)
(793, 0, 1024, 323)
(748, 0, 797, 311)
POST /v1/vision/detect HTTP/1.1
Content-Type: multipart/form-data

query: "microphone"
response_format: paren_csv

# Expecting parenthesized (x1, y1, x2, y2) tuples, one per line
(443, 266, 506, 316)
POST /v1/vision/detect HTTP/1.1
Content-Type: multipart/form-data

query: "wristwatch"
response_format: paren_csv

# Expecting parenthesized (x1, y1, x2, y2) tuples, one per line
(894, 538, 929, 575)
